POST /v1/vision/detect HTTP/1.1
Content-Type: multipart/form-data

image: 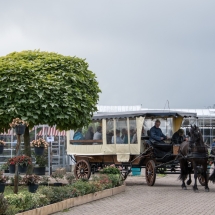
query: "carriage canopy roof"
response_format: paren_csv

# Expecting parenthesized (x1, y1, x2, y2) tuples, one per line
(92, 110, 197, 120)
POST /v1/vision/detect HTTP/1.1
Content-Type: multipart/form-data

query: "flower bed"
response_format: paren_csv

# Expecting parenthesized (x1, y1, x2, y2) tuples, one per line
(1, 173, 125, 215)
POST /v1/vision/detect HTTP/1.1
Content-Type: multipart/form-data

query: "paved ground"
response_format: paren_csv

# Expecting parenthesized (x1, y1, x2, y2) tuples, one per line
(55, 175, 215, 215)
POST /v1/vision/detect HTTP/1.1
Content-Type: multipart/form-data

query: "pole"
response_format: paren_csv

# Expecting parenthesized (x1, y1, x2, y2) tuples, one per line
(14, 134, 21, 194)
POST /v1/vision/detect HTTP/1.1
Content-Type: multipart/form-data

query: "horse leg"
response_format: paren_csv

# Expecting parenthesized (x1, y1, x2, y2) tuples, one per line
(203, 161, 209, 192)
(180, 159, 187, 190)
(186, 162, 192, 185)
(193, 161, 198, 192)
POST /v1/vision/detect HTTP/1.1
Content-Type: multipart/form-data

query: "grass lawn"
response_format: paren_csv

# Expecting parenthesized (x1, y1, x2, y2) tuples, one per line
(4, 185, 28, 196)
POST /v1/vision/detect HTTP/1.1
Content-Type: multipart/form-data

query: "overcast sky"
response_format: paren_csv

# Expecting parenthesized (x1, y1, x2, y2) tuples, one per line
(0, 0, 214, 109)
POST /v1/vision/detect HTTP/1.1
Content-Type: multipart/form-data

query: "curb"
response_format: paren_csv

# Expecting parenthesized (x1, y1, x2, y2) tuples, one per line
(16, 185, 126, 215)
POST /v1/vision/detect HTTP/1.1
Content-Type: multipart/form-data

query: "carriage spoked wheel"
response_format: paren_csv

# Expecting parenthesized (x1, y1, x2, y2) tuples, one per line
(74, 160, 91, 179)
(145, 160, 156, 186)
(197, 174, 209, 186)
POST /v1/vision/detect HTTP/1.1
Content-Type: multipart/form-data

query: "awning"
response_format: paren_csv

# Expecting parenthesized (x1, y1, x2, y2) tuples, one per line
(37, 127, 66, 136)
(0, 129, 13, 136)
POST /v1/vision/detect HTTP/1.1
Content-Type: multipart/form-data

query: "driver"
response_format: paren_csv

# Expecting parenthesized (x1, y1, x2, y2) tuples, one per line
(149, 119, 167, 143)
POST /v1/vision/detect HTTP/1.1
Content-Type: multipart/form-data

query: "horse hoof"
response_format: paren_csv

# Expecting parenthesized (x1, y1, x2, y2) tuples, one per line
(205, 188, 210, 192)
(193, 188, 199, 192)
(187, 180, 192, 185)
(182, 187, 187, 190)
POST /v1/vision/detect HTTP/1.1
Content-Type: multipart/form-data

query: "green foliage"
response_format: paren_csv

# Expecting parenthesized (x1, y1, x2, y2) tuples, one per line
(72, 180, 92, 196)
(0, 194, 8, 215)
(37, 186, 55, 202)
(100, 166, 121, 175)
(5, 205, 19, 215)
(32, 149, 48, 167)
(3, 173, 122, 213)
(5, 191, 49, 212)
(106, 174, 122, 187)
(0, 50, 101, 132)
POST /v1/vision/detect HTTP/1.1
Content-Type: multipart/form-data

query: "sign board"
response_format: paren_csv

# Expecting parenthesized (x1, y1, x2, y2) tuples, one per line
(47, 136, 54, 142)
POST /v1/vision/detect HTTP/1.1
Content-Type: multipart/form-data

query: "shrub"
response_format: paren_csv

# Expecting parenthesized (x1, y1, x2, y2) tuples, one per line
(0, 194, 8, 215)
(100, 165, 121, 175)
(5, 205, 19, 215)
(5, 191, 48, 212)
(37, 186, 55, 203)
(66, 173, 75, 185)
(72, 180, 92, 196)
(107, 174, 122, 187)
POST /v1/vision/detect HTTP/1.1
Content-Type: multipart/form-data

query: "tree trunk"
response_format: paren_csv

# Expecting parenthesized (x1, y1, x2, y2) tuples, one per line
(14, 135, 20, 194)
(24, 127, 31, 157)
(24, 127, 33, 174)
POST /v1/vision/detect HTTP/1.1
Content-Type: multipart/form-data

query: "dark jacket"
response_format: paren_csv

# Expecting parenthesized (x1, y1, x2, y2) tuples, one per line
(150, 126, 166, 142)
(171, 132, 185, 144)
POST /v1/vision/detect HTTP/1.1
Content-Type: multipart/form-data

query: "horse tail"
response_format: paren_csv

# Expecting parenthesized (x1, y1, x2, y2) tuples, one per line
(178, 159, 188, 181)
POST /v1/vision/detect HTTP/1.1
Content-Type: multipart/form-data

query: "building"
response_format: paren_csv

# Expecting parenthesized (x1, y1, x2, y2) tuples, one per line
(1, 106, 215, 170)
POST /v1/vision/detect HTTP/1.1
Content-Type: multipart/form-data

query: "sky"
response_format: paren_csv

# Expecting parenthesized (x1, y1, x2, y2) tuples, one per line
(0, 0, 215, 109)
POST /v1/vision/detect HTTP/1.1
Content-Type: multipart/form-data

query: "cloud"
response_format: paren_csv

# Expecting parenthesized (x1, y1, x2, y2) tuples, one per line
(0, 0, 215, 108)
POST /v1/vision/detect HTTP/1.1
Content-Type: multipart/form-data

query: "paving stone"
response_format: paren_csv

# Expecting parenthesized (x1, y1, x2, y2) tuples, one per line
(54, 175, 215, 215)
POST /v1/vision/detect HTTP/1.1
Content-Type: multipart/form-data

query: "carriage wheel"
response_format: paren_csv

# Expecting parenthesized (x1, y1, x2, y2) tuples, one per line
(145, 160, 156, 186)
(74, 160, 91, 179)
(197, 174, 209, 186)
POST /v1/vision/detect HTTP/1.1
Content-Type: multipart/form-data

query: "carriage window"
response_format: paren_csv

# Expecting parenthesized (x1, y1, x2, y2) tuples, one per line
(129, 119, 137, 144)
(106, 120, 114, 144)
(71, 120, 102, 145)
(115, 119, 128, 144)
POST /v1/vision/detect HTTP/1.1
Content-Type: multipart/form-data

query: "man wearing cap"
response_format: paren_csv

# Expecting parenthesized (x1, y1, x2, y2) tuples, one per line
(149, 119, 167, 143)
(172, 129, 188, 144)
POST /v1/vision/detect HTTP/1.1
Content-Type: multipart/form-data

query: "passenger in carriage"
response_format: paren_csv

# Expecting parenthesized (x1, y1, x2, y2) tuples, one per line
(149, 119, 167, 143)
(130, 128, 135, 142)
(106, 130, 113, 144)
(93, 126, 102, 144)
(85, 126, 94, 140)
(111, 129, 123, 144)
(121, 128, 128, 144)
(171, 129, 188, 144)
(131, 129, 137, 143)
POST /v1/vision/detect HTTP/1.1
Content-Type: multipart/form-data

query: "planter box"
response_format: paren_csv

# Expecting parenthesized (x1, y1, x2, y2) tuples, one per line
(93, 188, 113, 201)
(16, 185, 125, 215)
(112, 185, 126, 195)
(74, 193, 94, 206)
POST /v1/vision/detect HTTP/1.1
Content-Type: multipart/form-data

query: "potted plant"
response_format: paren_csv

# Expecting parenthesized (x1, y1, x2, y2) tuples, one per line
(8, 157, 18, 173)
(0, 173, 9, 193)
(0, 163, 9, 173)
(33, 150, 48, 175)
(39, 176, 50, 186)
(10, 118, 28, 135)
(51, 171, 64, 186)
(21, 174, 40, 193)
(17, 155, 32, 173)
(0, 140, 5, 154)
(31, 138, 49, 156)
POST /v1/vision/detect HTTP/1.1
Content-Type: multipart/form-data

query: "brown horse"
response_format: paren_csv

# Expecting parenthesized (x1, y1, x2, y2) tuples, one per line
(179, 125, 209, 192)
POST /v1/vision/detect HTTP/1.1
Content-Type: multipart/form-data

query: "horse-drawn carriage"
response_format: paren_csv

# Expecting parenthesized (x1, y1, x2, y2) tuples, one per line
(67, 110, 210, 189)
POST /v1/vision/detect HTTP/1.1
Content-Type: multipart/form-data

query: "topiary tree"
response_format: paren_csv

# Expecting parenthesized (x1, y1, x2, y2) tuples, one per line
(0, 50, 101, 155)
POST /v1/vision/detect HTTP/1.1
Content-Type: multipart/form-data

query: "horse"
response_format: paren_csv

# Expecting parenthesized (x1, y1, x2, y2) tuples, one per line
(179, 125, 209, 192)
